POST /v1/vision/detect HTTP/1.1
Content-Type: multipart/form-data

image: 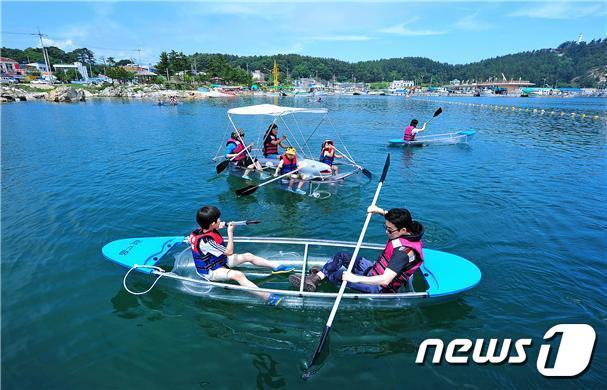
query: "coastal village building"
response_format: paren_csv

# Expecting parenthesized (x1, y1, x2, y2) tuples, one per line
(388, 80, 414, 94)
(123, 64, 158, 83)
(26, 62, 49, 74)
(251, 70, 265, 82)
(1, 57, 20, 77)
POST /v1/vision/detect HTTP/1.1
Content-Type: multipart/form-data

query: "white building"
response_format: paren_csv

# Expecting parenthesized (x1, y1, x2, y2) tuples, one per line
(389, 80, 414, 90)
(26, 62, 49, 73)
(251, 70, 265, 82)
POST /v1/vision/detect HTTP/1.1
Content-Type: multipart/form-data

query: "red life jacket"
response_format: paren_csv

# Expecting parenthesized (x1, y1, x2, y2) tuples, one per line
(319, 146, 335, 165)
(226, 138, 246, 161)
(280, 155, 298, 174)
(263, 133, 278, 156)
(368, 227, 424, 293)
(404, 125, 417, 141)
(188, 228, 228, 275)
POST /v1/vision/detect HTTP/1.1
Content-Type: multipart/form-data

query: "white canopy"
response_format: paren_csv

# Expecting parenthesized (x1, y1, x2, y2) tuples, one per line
(227, 104, 328, 116)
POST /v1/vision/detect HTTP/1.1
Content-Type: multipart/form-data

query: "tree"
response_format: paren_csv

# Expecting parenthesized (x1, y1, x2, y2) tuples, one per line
(156, 51, 170, 77)
(54, 69, 78, 83)
(105, 67, 135, 83)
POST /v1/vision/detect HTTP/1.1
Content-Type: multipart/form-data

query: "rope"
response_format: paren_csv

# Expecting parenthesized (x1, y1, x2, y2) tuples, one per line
(122, 265, 166, 295)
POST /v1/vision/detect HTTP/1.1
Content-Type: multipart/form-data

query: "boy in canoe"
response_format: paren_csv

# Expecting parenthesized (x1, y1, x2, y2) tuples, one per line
(319, 139, 344, 175)
(404, 119, 427, 141)
(289, 205, 424, 293)
(225, 129, 267, 180)
(273, 147, 306, 195)
(189, 205, 295, 305)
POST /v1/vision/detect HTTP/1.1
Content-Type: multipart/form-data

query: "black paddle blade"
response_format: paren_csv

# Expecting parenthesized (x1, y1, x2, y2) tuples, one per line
(361, 167, 373, 179)
(303, 325, 331, 380)
(433, 107, 443, 117)
(235, 185, 258, 196)
(245, 220, 261, 225)
(215, 160, 230, 174)
(379, 154, 391, 183)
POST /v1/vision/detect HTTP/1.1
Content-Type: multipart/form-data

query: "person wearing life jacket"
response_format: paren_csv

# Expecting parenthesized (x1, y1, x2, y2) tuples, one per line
(403, 119, 427, 141)
(189, 205, 295, 306)
(319, 139, 344, 175)
(225, 129, 266, 180)
(273, 147, 306, 195)
(289, 206, 424, 293)
(262, 123, 287, 159)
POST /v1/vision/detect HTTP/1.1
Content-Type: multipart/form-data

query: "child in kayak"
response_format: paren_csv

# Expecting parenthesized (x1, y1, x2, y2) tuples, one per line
(404, 119, 427, 141)
(319, 139, 344, 175)
(263, 123, 287, 159)
(189, 205, 295, 306)
(273, 147, 306, 195)
(225, 129, 267, 180)
(289, 205, 424, 293)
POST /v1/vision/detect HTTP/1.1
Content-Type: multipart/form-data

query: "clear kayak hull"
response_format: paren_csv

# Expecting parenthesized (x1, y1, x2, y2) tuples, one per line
(389, 130, 476, 146)
(102, 236, 481, 309)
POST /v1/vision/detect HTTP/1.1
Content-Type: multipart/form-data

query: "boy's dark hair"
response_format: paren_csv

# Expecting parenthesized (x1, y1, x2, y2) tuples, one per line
(385, 208, 412, 230)
(196, 206, 221, 229)
(410, 119, 419, 127)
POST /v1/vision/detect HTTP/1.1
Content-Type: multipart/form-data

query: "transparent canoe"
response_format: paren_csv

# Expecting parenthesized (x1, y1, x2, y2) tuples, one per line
(103, 236, 481, 309)
(389, 130, 476, 146)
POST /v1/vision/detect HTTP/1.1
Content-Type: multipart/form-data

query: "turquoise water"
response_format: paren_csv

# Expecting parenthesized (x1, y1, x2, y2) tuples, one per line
(2, 96, 606, 388)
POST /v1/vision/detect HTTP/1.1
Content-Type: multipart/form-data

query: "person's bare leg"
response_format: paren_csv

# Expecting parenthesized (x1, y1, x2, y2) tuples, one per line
(231, 253, 277, 269)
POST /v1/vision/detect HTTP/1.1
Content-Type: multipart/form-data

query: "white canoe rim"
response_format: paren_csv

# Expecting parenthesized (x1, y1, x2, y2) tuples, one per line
(103, 236, 481, 304)
(227, 104, 328, 117)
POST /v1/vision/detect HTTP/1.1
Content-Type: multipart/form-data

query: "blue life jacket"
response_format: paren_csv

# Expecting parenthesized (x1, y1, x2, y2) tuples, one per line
(188, 229, 228, 275)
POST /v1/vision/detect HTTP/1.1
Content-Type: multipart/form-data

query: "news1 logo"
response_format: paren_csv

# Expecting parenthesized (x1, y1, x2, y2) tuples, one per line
(416, 324, 596, 377)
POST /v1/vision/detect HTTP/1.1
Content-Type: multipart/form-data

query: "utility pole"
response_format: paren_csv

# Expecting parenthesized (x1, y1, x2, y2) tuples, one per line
(36, 27, 52, 81)
(135, 47, 143, 65)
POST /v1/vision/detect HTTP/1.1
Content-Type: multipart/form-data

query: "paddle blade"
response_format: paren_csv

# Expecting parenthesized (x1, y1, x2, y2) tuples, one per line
(361, 167, 373, 180)
(235, 185, 258, 196)
(215, 160, 230, 174)
(303, 325, 331, 380)
(379, 154, 390, 183)
(433, 107, 443, 117)
(245, 220, 261, 225)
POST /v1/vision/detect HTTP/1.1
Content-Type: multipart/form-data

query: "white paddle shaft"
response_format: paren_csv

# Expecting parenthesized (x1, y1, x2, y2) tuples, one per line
(325, 179, 385, 327)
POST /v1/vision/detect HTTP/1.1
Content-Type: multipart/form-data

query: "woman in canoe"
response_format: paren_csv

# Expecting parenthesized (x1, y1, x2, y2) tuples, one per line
(189, 205, 295, 306)
(319, 139, 344, 175)
(225, 129, 266, 180)
(289, 205, 424, 293)
(404, 119, 427, 141)
(262, 123, 287, 159)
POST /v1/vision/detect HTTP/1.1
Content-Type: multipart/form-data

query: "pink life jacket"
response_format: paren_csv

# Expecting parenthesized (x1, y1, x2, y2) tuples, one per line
(226, 138, 246, 161)
(368, 229, 424, 293)
(404, 125, 417, 141)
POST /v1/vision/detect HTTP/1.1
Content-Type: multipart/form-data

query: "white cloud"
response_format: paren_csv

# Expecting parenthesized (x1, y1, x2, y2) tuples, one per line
(379, 18, 447, 36)
(308, 35, 371, 41)
(40, 37, 76, 51)
(454, 13, 492, 31)
(508, 2, 605, 19)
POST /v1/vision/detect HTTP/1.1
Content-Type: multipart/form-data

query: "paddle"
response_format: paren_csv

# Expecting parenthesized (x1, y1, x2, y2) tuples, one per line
(331, 146, 372, 179)
(303, 153, 391, 379)
(425, 107, 442, 127)
(235, 167, 303, 196)
(215, 145, 252, 174)
(228, 220, 261, 226)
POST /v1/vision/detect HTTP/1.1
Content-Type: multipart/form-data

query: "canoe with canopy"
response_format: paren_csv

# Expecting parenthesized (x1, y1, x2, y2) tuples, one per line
(213, 104, 371, 197)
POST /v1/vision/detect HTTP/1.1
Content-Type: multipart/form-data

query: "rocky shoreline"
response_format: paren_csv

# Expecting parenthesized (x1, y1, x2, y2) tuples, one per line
(1, 84, 211, 103)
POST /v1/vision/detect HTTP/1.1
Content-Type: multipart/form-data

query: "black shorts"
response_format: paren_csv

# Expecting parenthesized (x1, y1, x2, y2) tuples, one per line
(235, 156, 256, 167)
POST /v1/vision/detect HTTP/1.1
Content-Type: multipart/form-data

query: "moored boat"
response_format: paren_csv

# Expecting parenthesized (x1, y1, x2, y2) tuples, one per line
(102, 236, 481, 309)
(389, 130, 476, 147)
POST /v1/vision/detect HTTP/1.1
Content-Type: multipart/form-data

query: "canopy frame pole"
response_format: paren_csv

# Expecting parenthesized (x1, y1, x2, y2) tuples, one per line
(228, 113, 257, 163)
(213, 122, 233, 161)
(327, 114, 356, 163)
(278, 115, 306, 157)
(288, 112, 314, 159)
(299, 243, 309, 293)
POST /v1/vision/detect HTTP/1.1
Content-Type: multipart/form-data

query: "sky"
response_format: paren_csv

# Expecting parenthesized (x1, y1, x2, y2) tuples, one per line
(1, 1, 606, 66)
